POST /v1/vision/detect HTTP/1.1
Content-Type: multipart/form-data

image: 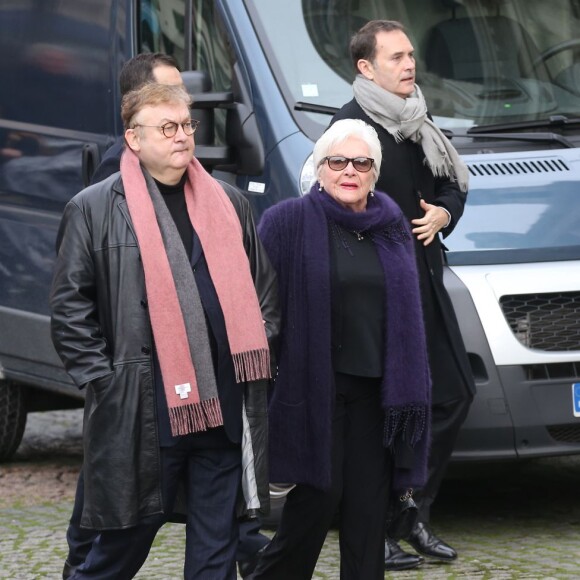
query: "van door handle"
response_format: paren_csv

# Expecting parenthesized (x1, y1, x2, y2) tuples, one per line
(81, 143, 101, 187)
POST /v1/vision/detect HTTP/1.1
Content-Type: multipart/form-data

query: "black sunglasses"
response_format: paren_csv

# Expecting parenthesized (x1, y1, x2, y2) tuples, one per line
(321, 156, 374, 173)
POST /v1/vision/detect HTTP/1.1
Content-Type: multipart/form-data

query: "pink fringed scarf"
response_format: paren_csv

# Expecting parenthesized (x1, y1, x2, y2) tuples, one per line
(121, 148, 270, 436)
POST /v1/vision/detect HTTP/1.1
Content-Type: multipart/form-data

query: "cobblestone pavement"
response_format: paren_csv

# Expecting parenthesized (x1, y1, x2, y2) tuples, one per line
(1, 410, 580, 579)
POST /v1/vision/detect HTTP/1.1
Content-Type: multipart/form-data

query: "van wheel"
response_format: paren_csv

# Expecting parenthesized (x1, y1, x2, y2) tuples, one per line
(0, 380, 27, 461)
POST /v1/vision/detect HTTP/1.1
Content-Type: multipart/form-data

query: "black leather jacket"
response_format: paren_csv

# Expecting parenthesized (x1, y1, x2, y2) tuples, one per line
(50, 172, 279, 529)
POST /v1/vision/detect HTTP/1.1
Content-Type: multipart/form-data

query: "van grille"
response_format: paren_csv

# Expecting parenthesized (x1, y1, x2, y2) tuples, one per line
(547, 424, 580, 444)
(467, 157, 569, 177)
(500, 292, 580, 351)
(526, 362, 580, 381)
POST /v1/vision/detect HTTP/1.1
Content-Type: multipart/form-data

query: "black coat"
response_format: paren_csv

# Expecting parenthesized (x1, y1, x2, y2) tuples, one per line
(50, 173, 280, 529)
(332, 99, 475, 403)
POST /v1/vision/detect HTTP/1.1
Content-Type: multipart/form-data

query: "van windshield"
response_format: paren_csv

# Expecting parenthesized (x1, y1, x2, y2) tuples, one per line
(244, 0, 580, 136)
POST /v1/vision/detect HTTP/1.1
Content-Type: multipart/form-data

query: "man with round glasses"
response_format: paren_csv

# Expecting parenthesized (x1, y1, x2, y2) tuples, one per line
(50, 82, 279, 578)
(131, 118, 200, 137)
(332, 19, 475, 571)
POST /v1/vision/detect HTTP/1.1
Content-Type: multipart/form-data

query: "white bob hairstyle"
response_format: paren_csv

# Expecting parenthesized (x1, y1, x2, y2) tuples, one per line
(313, 118, 382, 188)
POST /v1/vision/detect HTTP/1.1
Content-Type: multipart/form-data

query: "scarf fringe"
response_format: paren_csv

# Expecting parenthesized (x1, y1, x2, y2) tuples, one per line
(383, 405, 427, 448)
(169, 398, 224, 436)
(232, 349, 271, 383)
(393, 129, 405, 143)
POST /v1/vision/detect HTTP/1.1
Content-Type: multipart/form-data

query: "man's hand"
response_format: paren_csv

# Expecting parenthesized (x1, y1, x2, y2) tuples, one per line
(411, 199, 449, 246)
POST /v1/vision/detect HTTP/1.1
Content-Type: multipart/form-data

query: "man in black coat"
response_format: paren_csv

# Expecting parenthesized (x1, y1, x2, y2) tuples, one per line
(51, 82, 279, 579)
(61, 53, 271, 580)
(332, 19, 475, 571)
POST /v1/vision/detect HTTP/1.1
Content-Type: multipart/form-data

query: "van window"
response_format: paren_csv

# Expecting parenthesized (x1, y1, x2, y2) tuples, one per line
(138, 0, 187, 69)
(0, 1, 112, 133)
(190, 0, 233, 93)
(191, 0, 234, 145)
(138, 0, 233, 144)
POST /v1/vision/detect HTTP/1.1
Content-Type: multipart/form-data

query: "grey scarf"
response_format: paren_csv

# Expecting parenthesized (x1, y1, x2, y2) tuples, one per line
(353, 74, 469, 191)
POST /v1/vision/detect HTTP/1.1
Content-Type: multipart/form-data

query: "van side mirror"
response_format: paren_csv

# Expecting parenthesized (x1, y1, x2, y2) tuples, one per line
(181, 70, 230, 168)
(181, 69, 264, 175)
(224, 62, 265, 175)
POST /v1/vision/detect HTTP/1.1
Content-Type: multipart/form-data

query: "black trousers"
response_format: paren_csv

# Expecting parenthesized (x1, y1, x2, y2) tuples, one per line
(405, 280, 474, 526)
(71, 434, 242, 580)
(413, 395, 472, 522)
(252, 373, 391, 580)
(66, 471, 268, 568)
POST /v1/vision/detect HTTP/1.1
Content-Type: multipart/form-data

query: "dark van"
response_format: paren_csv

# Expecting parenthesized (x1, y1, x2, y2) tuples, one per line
(1, 0, 580, 480)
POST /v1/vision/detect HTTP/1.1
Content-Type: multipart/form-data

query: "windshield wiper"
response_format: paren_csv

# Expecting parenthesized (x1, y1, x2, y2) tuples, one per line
(294, 103, 577, 147)
(467, 115, 580, 134)
(295, 101, 339, 116)
(457, 130, 575, 149)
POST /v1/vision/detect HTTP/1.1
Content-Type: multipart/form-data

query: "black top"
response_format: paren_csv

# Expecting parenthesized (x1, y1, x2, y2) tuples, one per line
(156, 176, 193, 256)
(330, 222, 384, 378)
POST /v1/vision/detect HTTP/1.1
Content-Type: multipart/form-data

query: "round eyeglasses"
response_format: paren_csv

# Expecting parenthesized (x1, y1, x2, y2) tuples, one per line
(321, 156, 374, 173)
(132, 119, 200, 138)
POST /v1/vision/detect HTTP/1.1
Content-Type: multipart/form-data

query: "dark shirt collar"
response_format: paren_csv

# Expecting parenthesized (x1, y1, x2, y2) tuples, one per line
(155, 173, 187, 195)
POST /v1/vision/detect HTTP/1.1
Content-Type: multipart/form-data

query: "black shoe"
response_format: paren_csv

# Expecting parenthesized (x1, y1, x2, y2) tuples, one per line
(384, 537, 424, 571)
(238, 543, 269, 579)
(406, 522, 457, 561)
(62, 560, 78, 579)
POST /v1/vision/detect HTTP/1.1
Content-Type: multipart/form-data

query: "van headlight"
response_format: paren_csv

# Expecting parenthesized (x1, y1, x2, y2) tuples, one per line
(300, 153, 315, 195)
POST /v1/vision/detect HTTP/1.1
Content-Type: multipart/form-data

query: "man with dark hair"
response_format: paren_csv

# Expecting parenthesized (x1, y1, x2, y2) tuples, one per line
(62, 53, 271, 580)
(332, 19, 475, 571)
(118, 52, 180, 95)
